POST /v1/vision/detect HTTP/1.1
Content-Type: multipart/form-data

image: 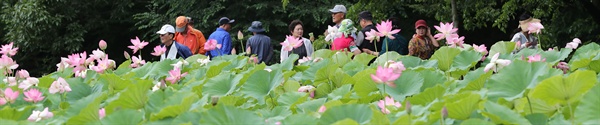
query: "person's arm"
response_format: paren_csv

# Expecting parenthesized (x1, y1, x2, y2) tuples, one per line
(426, 27, 439, 47)
(305, 39, 314, 57)
(221, 35, 232, 55)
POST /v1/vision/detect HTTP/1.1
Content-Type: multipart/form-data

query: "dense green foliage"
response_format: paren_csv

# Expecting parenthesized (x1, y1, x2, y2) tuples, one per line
(0, 41, 598, 124)
(1, 0, 599, 76)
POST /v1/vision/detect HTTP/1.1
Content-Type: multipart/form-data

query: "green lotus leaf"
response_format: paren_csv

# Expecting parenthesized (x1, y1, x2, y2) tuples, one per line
(407, 85, 445, 106)
(241, 69, 284, 104)
(487, 60, 562, 101)
(430, 47, 461, 71)
(199, 105, 262, 124)
(66, 93, 106, 124)
(489, 41, 516, 56)
(575, 84, 600, 124)
(379, 70, 424, 101)
(319, 104, 373, 125)
(353, 53, 376, 66)
(482, 101, 531, 125)
(461, 118, 495, 125)
(282, 114, 318, 125)
(202, 73, 237, 96)
(529, 70, 597, 105)
(100, 109, 144, 125)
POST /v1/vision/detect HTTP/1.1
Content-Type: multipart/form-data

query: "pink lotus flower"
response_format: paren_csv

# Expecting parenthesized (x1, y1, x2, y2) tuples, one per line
(24, 88, 44, 103)
(527, 54, 546, 63)
(281, 35, 303, 51)
(49, 77, 71, 94)
(16, 69, 30, 79)
(553, 62, 569, 74)
(99, 108, 106, 119)
(527, 22, 544, 34)
(298, 56, 312, 64)
(165, 68, 187, 84)
(249, 56, 258, 64)
(385, 60, 406, 74)
(91, 56, 111, 73)
(472, 44, 488, 55)
(3, 77, 17, 86)
(127, 36, 149, 54)
(0, 55, 19, 74)
(28, 107, 53, 122)
(0, 42, 18, 56)
(66, 52, 88, 66)
(3, 88, 19, 103)
(547, 48, 554, 51)
(298, 85, 316, 98)
(371, 66, 401, 87)
(99, 40, 107, 50)
(484, 53, 512, 73)
(515, 41, 522, 50)
(0, 98, 5, 106)
(204, 39, 222, 51)
(433, 22, 459, 41)
(565, 38, 582, 49)
(74, 68, 88, 78)
(151, 45, 167, 56)
(377, 96, 401, 114)
(364, 29, 380, 43)
(130, 55, 146, 68)
(318, 105, 327, 113)
(56, 58, 71, 72)
(446, 36, 465, 48)
(19, 77, 39, 90)
(90, 49, 106, 60)
(376, 20, 401, 39)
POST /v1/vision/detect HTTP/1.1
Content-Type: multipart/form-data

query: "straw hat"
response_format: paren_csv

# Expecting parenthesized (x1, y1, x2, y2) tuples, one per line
(518, 18, 541, 31)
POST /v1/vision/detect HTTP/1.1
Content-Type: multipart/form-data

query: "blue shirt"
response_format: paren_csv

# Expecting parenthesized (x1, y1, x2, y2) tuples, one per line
(206, 28, 232, 57)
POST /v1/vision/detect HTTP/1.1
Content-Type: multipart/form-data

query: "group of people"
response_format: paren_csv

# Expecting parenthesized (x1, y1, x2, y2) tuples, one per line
(151, 5, 540, 64)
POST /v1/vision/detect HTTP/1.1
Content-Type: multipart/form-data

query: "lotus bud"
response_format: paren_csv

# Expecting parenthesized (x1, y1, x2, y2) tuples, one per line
(237, 30, 244, 40)
(124, 51, 130, 60)
(211, 96, 219, 106)
(405, 100, 412, 115)
(442, 106, 448, 119)
(99, 40, 107, 50)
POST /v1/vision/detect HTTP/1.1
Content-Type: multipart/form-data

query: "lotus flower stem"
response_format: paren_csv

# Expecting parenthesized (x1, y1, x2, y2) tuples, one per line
(567, 102, 574, 124)
(240, 40, 245, 54)
(526, 96, 533, 114)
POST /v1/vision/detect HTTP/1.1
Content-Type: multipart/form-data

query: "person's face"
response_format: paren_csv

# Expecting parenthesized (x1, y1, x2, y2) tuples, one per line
(416, 27, 427, 36)
(331, 12, 344, 24)
(359, 19, 366, 28)
(292, 24, 303, 38)
(159, 33, 172, 43)
(224, 24, 232, 31)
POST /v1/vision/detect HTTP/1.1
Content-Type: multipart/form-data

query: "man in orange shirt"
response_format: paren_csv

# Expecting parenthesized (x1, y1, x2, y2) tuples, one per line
(175, 16, 207, 54)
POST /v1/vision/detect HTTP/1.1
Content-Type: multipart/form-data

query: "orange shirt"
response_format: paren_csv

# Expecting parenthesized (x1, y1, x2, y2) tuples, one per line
(174, 26, 207, 54)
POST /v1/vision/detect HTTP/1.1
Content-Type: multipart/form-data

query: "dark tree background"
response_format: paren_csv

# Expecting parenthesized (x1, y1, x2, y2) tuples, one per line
(1, 0, 599, 76)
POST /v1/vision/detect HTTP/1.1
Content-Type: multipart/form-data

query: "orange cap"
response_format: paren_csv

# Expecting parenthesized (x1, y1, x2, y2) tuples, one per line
(175, 16, 188, 32)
